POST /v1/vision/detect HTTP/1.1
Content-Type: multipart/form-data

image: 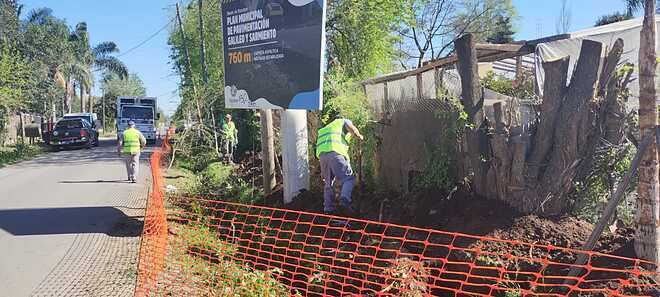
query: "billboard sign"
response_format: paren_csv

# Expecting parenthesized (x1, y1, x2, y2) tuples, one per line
(222, 0, 326, 110)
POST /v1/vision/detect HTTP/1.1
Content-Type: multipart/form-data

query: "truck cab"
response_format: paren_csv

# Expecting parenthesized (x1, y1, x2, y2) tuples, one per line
(116, 97, 159, 144)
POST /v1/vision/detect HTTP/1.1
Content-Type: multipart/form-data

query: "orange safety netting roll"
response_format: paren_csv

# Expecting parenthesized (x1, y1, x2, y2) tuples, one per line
(135, 138, 660, 297)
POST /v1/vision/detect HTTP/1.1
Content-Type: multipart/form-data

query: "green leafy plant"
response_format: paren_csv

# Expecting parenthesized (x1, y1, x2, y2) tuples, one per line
(414, 96, 467, 190)
(481, 70, 536, 99)
(0, 143, 42, 167)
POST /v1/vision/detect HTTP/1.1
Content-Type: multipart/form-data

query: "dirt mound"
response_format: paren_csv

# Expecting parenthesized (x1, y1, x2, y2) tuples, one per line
(258, 184, 637, 258)
(487, 216, 593, 248)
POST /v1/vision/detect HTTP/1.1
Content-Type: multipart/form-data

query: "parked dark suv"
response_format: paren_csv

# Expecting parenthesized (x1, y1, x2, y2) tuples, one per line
(49, 119, 98, 150)
(62, 113, 100, 146)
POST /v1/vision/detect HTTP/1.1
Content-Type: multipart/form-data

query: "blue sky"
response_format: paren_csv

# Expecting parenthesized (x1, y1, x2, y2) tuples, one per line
(19, 0, 638, 116)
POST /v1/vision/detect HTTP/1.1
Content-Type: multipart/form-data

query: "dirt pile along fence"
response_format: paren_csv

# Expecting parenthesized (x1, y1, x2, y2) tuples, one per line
(135, 137, 660, 297)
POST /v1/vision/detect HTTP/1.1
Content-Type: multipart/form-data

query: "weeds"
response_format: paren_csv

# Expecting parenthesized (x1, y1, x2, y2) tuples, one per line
(381, 258, 429, 297)
(0, 143, 42, 167)
(168, 221, 295, 297)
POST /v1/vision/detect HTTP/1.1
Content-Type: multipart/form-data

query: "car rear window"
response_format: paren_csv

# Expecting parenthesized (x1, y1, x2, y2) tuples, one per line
(56, 120, 84, 129)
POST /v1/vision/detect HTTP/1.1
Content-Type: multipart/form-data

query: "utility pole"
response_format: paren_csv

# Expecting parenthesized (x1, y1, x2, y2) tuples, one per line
(635, 0, 659, 267)
(196, 0, 219, 155)
(175, 2, 203, 124)
(261, 110, 276, 194)
(198, 0, 209, 85)
(102, 90, 106, 133)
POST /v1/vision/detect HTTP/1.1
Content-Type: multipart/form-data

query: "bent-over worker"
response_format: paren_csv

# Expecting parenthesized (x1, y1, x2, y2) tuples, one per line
(118, 120, 146, 183)
(316, 117, 364, 216)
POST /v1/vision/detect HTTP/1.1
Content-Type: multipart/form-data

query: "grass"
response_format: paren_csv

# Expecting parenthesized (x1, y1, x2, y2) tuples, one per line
(164, 166, 200, 195)
(0, 143, 43, 168)
(165, 161, 263, 204)
(163, 221, 298, 296)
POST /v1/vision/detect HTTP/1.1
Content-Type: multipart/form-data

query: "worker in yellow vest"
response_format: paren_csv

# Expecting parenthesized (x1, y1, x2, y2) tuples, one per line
(222, 114, 238, 163)
(316, 117, 364, 216)
(117, 121, 146, 183)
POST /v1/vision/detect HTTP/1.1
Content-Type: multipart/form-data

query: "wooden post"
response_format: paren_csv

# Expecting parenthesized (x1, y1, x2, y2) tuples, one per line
(19, 113, 25, 144)
(260, 109, 276, 194)
(455, 34, 487, 195)
(434, 67, 443, 98)
(635, 0, 659, 265)
(515, 56, 523, 82)
(455, 34, 484, 126)
(416, 73, 423, 100)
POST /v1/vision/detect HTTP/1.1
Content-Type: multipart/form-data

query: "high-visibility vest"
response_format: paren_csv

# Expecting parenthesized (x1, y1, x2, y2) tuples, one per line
(316, 119, 351, 160)
(122, 128, 141, 154)
(223, 121, 236, 141)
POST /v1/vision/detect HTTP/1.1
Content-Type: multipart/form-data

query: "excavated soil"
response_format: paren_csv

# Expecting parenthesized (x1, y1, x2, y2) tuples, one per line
(259, 185, 638, 260)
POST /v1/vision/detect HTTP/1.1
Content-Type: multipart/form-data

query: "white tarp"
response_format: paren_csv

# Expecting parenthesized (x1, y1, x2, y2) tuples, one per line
(535, 16, 660, 108)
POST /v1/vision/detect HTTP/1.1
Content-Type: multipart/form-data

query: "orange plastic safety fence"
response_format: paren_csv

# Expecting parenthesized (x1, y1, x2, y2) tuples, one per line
(135, 138, 660, 297)
(134, 136, 169, 296)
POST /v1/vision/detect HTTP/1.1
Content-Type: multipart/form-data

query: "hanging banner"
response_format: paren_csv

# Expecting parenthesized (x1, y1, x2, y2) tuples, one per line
(221, 0, 326, 110)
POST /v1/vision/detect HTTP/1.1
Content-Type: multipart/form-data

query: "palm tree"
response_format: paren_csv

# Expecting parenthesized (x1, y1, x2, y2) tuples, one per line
(69, 22, 128, 113)
(635, 0, 658, 267)
(54, 61, 90, 114)
(623, 0, 644, 16)
(24, 8, 80, 116)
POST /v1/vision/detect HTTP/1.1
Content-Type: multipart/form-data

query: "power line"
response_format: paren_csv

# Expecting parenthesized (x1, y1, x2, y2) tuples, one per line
(117, 18, 175, 58)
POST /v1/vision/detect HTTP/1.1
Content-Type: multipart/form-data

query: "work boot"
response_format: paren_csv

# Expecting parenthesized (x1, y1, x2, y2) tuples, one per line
(337, 201, 357, 218)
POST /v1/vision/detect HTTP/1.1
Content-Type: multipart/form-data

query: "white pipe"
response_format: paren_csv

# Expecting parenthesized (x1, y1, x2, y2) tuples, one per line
(281, 109, 310, 204)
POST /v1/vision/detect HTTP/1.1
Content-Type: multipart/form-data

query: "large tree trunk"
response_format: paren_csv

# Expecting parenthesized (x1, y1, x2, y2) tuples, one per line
(455, 34, 489, 197)
(88, 90, 94, 113)
(455, 34, 629, 216)
(80, 84, 85, 113)
(634, 0, 659, 266)
(527, 57, 569, 180)
(64, 79, 73, 114)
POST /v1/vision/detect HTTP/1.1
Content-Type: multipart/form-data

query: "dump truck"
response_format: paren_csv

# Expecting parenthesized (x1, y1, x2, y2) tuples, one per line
(116, 97, 159, 144)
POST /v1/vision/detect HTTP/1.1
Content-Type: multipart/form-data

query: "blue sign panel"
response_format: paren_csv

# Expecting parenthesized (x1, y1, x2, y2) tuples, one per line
(222, 0, 326, 110)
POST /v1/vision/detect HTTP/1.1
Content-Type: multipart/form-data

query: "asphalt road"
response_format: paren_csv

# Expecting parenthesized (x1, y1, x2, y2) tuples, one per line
(0, 138, 152, 297)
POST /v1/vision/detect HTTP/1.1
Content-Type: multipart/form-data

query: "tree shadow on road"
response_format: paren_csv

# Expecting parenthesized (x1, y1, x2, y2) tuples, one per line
(0, 207, 143, 237)
(59, 180, 128, 184)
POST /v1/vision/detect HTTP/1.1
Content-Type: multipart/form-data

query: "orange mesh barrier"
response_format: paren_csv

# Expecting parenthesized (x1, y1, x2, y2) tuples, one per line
(135, 139, 660, 297)
(134, 137, 170, 296)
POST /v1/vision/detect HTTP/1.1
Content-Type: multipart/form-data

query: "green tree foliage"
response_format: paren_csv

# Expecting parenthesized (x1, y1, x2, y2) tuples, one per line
(68, 22, 128, 112)
(481, 70, 536, 99)
(0, 3, 129, 145)
(326, 0, 414, 80)
(0, 0, 19, 42)
(0, 42, 32, 118)
(399, 0, 516, 67)
(169, 0, 224, 117)
(594, 0, 647, 27)
(595, 11, 633, 26)
(486, 14, 515, 44)
(170, 0, 262, 156)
